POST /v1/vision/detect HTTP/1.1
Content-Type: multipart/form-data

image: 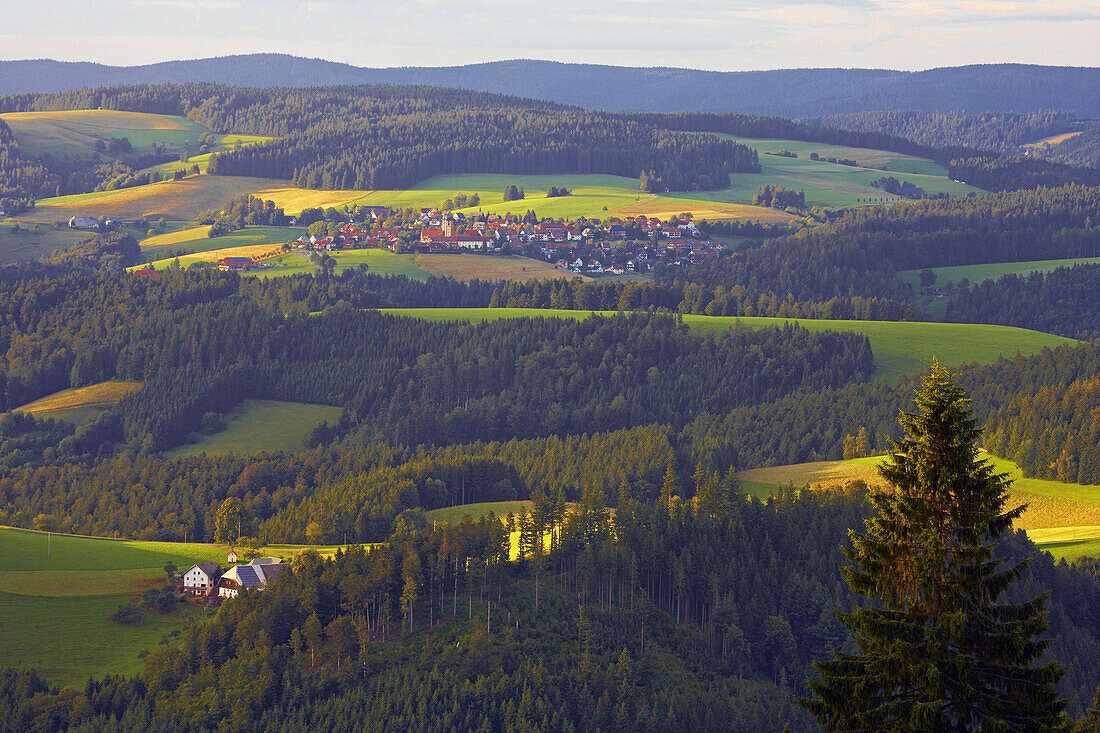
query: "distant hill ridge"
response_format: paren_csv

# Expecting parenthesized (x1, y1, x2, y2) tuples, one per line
(1, 55, 1097, 117)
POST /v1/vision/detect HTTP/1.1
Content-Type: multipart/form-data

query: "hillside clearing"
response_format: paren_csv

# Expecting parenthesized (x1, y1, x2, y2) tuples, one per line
(715, 135, 984, 208)
(738, 453, 1100, 534)
(24, 175, 291, 223)
(377, 308, 1073, 381)
(897, 257, 1100, 291)
(13, 380, 143, 425)
(425, 501, 536, 525)
(138, 225, 304, 262)
(164, 399, 343, 458)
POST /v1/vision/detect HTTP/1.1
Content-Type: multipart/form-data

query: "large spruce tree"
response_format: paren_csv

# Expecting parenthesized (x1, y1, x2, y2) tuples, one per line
(802, 359, 1065, 731)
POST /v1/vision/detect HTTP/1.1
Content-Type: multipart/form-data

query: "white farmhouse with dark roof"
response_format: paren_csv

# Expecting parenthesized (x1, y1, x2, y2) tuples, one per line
(183, 563, 220, 594)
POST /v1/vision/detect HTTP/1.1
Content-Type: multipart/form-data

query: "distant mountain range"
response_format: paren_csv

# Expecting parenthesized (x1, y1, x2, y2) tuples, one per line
(1, 55, 1097, 117)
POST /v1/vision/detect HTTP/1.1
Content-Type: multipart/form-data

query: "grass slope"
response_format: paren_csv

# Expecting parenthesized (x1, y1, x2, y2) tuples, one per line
(0, 527, 348, 687)
(164, 399, 343, 458)
(897, 257, 1100, 291)
(13, 380, 142, 425)
(717, 136, 983, 208)
(376, 308, 1073, 381)
(24, 175, 291, 223)
(425, 501, 535, 525)
(1, 110, 270, 165)
(138, 225, 305, 262)
(320, 174, 796, 223)
(738, 453, 1100, 535)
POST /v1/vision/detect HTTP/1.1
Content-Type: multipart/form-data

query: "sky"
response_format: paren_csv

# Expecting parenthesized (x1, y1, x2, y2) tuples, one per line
(3, 0, 1098, 70)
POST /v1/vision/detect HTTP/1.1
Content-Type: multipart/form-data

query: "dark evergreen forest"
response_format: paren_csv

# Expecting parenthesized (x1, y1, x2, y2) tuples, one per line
(3, 485, 1100, 732)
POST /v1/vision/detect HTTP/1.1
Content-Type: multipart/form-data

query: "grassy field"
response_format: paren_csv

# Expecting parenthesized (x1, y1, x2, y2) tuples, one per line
(425, 501, 535, 524)
(164, 399, 343, 458)
(376, 308, 1073, 381)
(333, 174, 797, 223)
(1022, 131, 1083, 148)
(415, 254, 591, 282)
(23, 175, 291, 223)
(714, 136, 983, 208)
(138, 225, 304, 262)
(0, 110, 208, 159)
(0, 526, 349, 687)
(0, 221, 186, 266)
(897, 257, 1100, 292)
(738, 453, 1100, 535)
(13, 380, 143, 425)
(1, 110, 271, 166)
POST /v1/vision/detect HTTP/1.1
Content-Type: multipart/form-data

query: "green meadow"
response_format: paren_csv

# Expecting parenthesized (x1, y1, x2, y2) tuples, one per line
(242, 249, 428, 280)
(1, 109, 269, 163)
(164, 399, 343, 459)
(0, 527, 351, 687)
(714, 136, 983, 208)
(343, 173, 795, 223)
(425, 501, 535, 525)
(897, 257, 1100, 292)
(737, 453, 1100, 538)
(138, 224, 305, 262)
(376, 308, 1073, 381)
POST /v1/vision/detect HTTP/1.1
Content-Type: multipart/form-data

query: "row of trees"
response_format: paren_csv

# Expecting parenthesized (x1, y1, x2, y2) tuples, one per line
(945, 263, 1100, 340)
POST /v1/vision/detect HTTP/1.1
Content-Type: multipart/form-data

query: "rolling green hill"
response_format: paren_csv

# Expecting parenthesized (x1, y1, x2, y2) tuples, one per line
(376, 308, 1073, 380)
(0, 109, 269, 162)
(717, 136, 985, 208)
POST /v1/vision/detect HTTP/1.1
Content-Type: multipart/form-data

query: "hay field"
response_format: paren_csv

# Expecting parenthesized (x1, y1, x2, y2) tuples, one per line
(0, 110, 204, 159)
(139, 225, 304, 261)
(738, 453, 1100, 535)
(14, 381, 143, 425)
(25, 175, 291, 223)
(415, 254, 591, 282)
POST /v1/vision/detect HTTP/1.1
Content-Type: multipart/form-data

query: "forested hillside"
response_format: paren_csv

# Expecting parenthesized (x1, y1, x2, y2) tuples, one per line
(1, 56, 1096, 117)
(808, 110, 1077, 152)
(0, 85, 759, 192)
(4, 484, 1100, 730)
(4, 83, 1098, 197)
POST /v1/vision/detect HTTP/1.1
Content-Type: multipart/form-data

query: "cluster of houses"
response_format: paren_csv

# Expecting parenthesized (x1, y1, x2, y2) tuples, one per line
(288, 207, 722, 274)
(182, 554, 291, 600)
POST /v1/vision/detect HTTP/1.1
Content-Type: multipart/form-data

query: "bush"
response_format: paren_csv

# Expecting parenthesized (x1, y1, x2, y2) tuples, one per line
(110, 602, 144, 625)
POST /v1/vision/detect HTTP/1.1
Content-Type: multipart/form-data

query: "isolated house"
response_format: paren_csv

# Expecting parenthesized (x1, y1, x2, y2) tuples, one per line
(183, 563, 220, 594)
(217, 257, 255, 272)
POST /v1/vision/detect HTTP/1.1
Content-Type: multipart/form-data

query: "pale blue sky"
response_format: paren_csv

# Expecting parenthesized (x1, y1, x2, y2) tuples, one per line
(3, 0, 1098, 70)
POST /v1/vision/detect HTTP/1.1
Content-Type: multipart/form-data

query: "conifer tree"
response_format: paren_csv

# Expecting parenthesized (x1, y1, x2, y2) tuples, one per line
(801, 359, 1065, 731)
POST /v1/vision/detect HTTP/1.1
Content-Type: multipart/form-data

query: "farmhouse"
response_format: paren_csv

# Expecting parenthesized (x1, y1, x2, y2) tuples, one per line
(182, 563, 220, 594)
(68, 215, 99, 230)
(217, 557, 291, 599)
(217, 256, 256, 272)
